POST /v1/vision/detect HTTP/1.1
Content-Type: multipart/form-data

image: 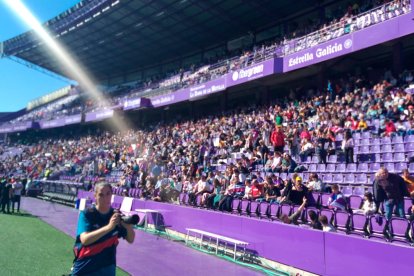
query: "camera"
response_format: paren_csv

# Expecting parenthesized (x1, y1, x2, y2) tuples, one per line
(120, 214, 140, 225)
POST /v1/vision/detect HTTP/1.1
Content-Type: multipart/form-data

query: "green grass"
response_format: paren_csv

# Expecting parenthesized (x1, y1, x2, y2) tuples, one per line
(0, 212, 129, 276)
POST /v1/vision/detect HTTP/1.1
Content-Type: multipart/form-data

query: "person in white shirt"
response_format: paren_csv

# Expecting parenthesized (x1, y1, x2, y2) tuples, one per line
(12, 178, 23, 213)
(271, 152, 282, 172)
(319, 215, 336, 232)
(360, 192, 376, 215)
(307, 173, 324, 192)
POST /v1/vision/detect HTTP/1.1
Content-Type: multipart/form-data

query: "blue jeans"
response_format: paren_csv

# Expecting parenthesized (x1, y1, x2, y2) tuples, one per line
(383, 199, 404, 220)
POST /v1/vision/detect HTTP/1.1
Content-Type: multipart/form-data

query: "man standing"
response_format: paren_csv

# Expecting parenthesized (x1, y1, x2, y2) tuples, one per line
(1, 178, 12, 214)
(373, 168, 409, 219)
(12, 177, 23, 213)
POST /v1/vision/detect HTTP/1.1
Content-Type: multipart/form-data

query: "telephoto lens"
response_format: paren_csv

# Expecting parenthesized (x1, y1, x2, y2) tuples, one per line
(121, 214, 140, 225)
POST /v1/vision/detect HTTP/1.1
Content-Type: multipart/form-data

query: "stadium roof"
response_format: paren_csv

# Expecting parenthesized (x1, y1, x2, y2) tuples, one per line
(3, 0, 319, 83)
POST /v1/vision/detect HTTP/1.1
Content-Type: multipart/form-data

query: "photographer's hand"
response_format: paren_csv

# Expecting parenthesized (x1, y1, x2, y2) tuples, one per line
(107, 212, 121, 231)
(79, 212, 121, 246)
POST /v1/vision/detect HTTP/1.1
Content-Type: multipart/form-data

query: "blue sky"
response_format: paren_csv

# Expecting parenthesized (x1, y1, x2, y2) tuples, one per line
(0, 0, 79, 112)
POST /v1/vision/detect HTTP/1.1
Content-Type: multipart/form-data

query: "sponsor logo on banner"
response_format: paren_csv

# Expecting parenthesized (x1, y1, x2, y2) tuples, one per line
(152, 95, 175, 106)
(288, 38, 353, 67)
(231, 64, 264, 81)
(123, 98, 141, 109)
(189, 83, 225, 98)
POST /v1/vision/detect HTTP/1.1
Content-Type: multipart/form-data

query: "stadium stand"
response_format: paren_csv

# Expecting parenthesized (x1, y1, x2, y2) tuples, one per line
(1, 0, 414, 275)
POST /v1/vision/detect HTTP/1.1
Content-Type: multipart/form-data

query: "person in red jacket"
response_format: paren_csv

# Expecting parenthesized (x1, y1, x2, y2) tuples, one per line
(384, 119, 396, 137)
(271, 126, 285, 153)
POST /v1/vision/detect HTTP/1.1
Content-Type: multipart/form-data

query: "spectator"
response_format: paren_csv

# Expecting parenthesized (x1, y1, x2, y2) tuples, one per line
(271, 126, 285, 153)
(327, 184, 347, 210)
(307, 173, 325, 192)
(308, 210, 323, 230)
(280, 197, 307, 224)
(341, 130, 354, 164)
(319, 215, 337, 232)
(373, 168, 409, 219)
(360, 192, 376, 215)
(401, 168, 414, 198)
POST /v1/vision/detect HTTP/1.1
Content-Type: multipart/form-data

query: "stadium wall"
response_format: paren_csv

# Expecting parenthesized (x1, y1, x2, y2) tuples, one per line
(78, 191, 414, 276)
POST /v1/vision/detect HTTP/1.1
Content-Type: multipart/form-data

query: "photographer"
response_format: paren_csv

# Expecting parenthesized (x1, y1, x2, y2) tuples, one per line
(71, 182, 135, 276)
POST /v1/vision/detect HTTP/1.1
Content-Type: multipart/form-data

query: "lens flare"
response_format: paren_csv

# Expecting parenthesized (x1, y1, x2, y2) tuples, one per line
(4, 0, 128, 132)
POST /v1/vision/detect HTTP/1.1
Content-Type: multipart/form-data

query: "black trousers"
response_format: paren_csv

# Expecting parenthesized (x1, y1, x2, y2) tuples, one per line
(12, 195, 21, 212)
(1, 199, 10, 213)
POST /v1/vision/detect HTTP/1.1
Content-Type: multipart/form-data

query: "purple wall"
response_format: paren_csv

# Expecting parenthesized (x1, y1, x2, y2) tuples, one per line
(76, 191, 413, 275)
(282, 12, 414, 72)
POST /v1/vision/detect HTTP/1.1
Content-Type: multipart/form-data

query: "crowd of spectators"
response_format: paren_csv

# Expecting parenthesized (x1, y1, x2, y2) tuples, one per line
(4, 0, 410, 124)
(1, 66, 414, 234)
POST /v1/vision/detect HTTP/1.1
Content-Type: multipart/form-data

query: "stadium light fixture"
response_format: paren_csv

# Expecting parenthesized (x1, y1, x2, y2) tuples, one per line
(4, 0, 129, 132)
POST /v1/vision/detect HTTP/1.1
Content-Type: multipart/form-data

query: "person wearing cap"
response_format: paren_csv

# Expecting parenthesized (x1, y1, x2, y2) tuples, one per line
(278, 176, 308, 205)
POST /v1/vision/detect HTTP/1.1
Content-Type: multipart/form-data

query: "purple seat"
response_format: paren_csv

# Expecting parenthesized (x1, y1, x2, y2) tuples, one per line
(291, 205, 305, 223)
(362, 132, 371, 139)
(357, 163, 369, 173)
(346, 163, 357, 172)
(259, 202, 269, 218)
(360, 139, 370, 146)
(320, 193, 331, 208)
(395, 162, 408, 173)
(280, 173, 288, 180)
(269, 203, 280, 220)
(381, 153, 393, 162)
(348, 195, 363, 210)
(344, 174, 355, 184)
(393, 153, 406, 162)
(303, 173, 310, 182)
(308, 192, 320, 206)
(335, 210, 351, 232)
(311, 156, 319, 163)
(336, 133, 344, 141)
(249, 201, 260, 217)
(394, 143, 405, 153)
(389, 217, 410, 243)
(355, 174, 368, 185)
(381, 144, 393, 153)
(337, 163, 346, 173)
(323, 174, 333, 184)
(279, 203, 292, 217)
(381, 137, 392, 144)
(326, 164, 336, 172)
(231, 199, 241, 214)
(240, 200, 250, 216)
(341, 186, 353, 197)
(320, 209, 334, 223)
(368, 215, 388, 240)
(333, 174, 344, 184)
(304, 156, 312, 163)
(317, 164, 326, 172)
(353, 187, 365, 197)
(392, 136, 404, 144)
(308, 164, 317, 172)
(350, 213, 368, 236)
(370, 163, 381, 172)
(370, 145, 381, 153)
(371, 138, 381, 145)
(384, 163, 395, 173)
(353, 132, 361, 140)
(404, 135, 414, 143)
(359, 145, 369, 154)
(405, 143, 414, 152)
(328, 155, 337, 163)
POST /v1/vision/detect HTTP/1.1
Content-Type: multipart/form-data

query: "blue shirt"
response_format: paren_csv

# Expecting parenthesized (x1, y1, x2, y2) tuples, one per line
(72, 207, 126, 275)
